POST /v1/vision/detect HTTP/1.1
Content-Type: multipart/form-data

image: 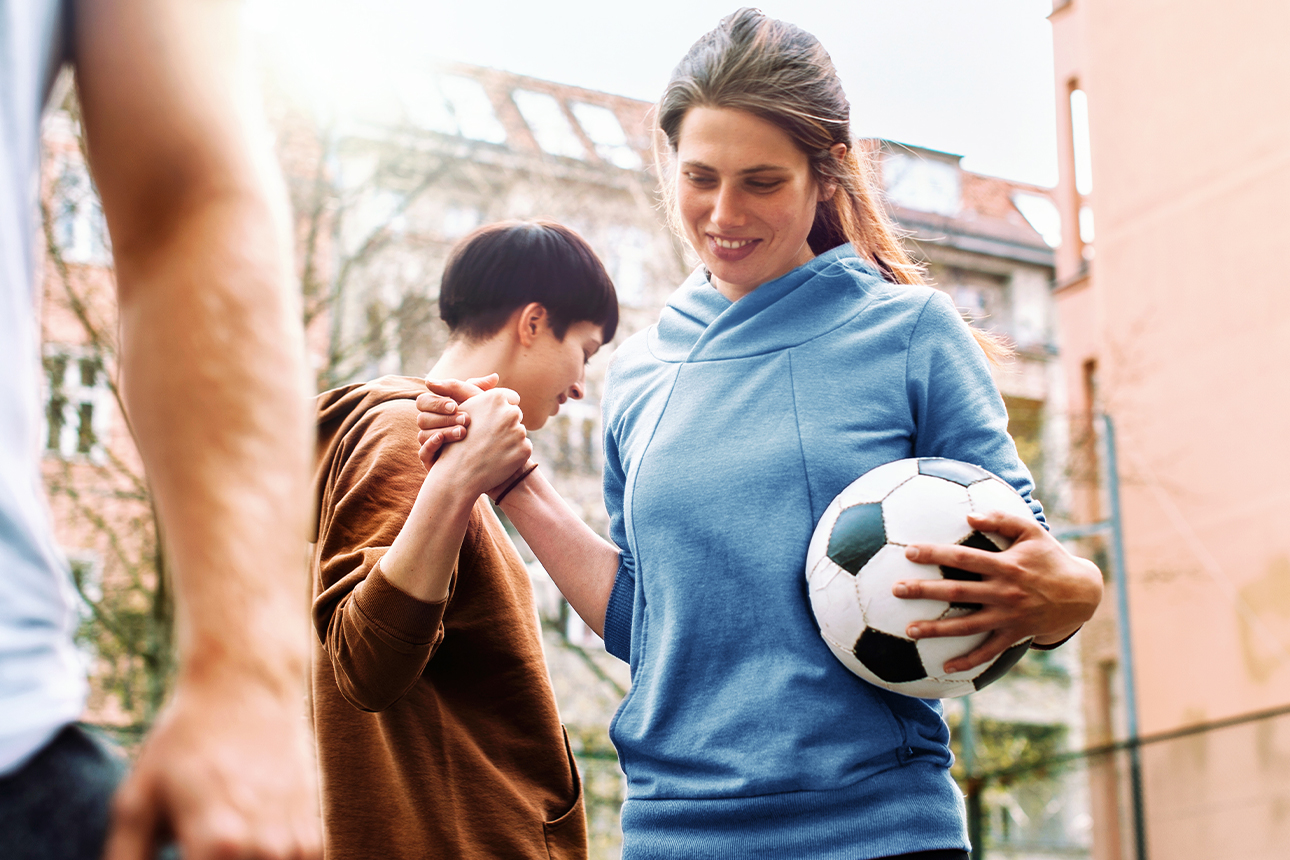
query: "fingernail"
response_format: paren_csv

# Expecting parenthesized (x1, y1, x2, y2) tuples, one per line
(456, 413, 468, 424)
(892, 583, 910, 597)
(905, 546, 921, 561)
(443, 402, 456, 413)
(907, 625, 922, 639)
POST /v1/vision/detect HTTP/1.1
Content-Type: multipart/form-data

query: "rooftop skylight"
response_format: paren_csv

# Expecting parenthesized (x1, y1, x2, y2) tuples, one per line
(512, 89, 587, 160)
(397, 72, 507, 144)
(570, 102, 641, 169)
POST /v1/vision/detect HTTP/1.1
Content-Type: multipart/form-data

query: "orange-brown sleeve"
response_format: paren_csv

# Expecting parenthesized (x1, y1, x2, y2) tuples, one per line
(312, 400, 455, 712)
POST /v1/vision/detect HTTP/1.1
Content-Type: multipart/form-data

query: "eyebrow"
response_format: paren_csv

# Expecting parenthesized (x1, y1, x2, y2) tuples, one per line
(680, 160, 790, 176)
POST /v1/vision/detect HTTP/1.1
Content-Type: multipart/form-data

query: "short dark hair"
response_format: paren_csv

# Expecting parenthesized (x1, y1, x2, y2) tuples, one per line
(438, 220, 618, 343)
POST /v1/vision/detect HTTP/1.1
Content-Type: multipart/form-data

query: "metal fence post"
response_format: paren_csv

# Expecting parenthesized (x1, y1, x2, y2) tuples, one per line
(1102, 413, 1148, 860)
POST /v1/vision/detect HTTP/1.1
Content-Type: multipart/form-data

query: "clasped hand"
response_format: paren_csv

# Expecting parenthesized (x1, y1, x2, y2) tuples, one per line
(415, 375, 537, 501)
(422, 380, 530, 499)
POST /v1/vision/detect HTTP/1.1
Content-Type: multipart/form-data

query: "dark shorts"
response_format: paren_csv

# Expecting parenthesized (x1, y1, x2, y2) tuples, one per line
(0, 723, 126, 860)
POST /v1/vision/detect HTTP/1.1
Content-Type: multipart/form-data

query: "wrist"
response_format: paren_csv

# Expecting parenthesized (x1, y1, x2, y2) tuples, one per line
(492, 461, 539, 506)
(1032, 626, 1081, 650)
(176, 631, 308, 702)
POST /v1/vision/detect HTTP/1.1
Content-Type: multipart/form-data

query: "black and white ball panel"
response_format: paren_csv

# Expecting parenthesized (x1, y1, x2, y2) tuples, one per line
(831, 456, 920, 508)
(855, 545, 953, 637)
(882, 474, 975, 547)
(966, 476, 1035, 530)
(918, 457, 995, 487)
(827, 502, 886, 574)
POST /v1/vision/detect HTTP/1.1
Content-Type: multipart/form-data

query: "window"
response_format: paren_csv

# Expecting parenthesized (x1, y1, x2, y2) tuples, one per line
(541, 400, 601, 474)
(1069, 89, 1094, 196)
(441, 204, 481, 239)
(882, 150, 961, 216)
(1068, 87, 1095, 263)
(398, 73, 508, 144)
(1079, 205, 1095, 248)
(439, 75, 508, 144)
(51, 160, 110, 264)
(512, 90, 587, 160)
(1075, 359, 1103, 520)
(603, 226, 649, 306)
(569, 102, 641, 169)
(43, 347, 111, 460)
(66, 553, 103, 662)
(398, 71, 460, 137)
(1012, 192, 1062, 248)
(941, 269, 1008, 332)
(1004, 395, 1045, 502)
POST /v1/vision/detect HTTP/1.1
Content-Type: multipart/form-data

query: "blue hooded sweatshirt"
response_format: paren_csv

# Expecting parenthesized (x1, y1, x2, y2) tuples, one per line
(600, 245, 1042, 859)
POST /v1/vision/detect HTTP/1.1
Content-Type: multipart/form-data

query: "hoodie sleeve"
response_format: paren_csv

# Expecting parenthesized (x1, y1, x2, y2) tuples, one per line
(600, 421, 636, 663)
(905, 290, 1046, 527)
(312, 400, 453, 712)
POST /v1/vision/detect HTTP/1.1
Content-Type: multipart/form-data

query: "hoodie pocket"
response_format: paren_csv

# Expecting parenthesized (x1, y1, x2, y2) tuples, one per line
(543, 727, 588, 860)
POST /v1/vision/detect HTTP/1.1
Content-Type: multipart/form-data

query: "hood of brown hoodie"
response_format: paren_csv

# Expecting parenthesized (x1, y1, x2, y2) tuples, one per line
(310, 375, 425, 542)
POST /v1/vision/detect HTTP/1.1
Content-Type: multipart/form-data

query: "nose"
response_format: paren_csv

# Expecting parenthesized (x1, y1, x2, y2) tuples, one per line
(568, 380, 585, 401)
(711, 183, 745, 229)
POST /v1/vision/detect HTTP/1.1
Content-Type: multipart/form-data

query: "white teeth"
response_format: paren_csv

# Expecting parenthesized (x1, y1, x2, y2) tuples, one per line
(713, 237, 754, 249)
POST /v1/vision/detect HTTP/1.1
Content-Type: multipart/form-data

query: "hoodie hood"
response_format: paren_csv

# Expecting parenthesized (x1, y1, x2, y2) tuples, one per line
(310, 375, 425, 542)
(648, 244, 889, 363)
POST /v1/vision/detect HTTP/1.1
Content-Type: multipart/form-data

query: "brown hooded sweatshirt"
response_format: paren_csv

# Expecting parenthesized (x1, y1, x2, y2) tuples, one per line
(310, 376, 586, 859)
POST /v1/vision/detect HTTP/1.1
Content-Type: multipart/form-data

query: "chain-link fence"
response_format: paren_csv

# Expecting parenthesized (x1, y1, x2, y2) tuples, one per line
(956, 703, 1290, 860)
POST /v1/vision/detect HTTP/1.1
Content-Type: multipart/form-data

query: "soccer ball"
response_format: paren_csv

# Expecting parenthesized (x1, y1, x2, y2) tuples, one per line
(805, 457, 1035, 698)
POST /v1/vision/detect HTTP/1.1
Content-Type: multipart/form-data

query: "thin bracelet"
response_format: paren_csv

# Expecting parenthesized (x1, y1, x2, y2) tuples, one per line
(493, 462, 538, 505)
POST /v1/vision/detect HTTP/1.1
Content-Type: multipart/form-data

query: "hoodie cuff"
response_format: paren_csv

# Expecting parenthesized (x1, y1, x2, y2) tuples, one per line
(602, 561, 636, 662)
(353, 559, 449, 645)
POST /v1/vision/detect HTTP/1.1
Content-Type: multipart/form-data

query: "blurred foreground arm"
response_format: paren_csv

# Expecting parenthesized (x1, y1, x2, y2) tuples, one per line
(73, 1, 320, 857)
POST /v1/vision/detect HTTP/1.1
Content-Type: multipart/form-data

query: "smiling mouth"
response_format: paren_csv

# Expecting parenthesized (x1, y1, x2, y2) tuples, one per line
(707, 234, 760, 262)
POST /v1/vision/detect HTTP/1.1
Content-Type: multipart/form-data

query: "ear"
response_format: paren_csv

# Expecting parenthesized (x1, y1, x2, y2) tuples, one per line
(516, 302, 549, 347)
(818, 142, 848, 202)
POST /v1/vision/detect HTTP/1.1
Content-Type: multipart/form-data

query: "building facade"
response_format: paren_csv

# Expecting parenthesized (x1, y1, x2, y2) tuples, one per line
(1049, 2, 1290, 859)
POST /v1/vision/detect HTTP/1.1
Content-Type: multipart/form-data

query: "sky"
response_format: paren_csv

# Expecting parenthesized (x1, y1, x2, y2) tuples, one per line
(251, 0, 1060, 187)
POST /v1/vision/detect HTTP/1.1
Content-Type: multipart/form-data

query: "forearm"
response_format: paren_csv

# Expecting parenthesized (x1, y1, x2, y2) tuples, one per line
(73, 0, 311, 695)
(379, 469, 479, 603)
(499, 469, 620, 637)
(117, 198, 311, 693)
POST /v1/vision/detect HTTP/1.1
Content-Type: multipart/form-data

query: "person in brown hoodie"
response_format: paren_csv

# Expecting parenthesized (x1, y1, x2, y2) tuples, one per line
(309, 221, 618, 859)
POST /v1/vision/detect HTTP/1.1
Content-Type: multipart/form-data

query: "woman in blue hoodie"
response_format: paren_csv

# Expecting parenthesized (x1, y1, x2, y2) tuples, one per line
(419, 9, 1102, 859)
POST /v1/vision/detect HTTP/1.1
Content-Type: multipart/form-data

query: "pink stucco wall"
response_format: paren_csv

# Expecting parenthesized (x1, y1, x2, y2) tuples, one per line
(1051, 1, 1290, 857)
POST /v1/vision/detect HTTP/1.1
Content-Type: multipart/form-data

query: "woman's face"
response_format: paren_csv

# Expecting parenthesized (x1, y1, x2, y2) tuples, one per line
(674, 107, 834, 302)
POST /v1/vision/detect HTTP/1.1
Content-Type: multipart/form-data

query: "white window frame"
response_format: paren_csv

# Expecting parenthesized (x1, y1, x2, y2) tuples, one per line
(42, 345, 113, 462)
